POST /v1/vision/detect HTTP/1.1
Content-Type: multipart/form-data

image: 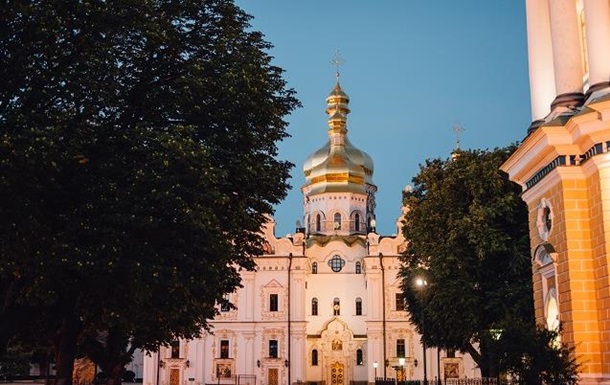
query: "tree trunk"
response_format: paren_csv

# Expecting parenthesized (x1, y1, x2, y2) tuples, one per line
(102, 363, 124, 385)
(53, 315, 81, 385)
(464, 343, 489, 377)
(86, 329, 134, 385)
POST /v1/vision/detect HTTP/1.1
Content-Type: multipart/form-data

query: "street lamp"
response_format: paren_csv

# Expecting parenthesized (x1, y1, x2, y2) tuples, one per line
(398, 357, 405, 385)
(415, 278, 428, 385)
(373, 361, 378, 380)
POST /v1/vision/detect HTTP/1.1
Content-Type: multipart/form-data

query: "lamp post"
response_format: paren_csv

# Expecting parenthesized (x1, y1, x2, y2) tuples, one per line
(398, 357, 405, 385)
(373, 361, 378, 381)
(415, 278, 428, 385)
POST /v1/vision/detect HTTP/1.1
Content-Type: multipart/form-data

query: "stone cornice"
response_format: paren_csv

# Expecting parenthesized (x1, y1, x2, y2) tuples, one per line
(501, 124, 577, 188)
(503, 102, 610, 193)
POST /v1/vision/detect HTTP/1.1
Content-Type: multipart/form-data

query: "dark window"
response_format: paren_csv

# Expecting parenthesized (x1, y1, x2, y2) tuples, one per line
(328, 255, 345, 272)
(312, 349, 318, 366)
(333, 298, 340, 316)
(355, 261, 361, 274)
(355, 298, 362, 316)
(396, 339, 405, 358)
(355, 213, 360, 232)
(396, 293, 405, 311)
(334, 213, 342, 229)
(269, 340, 278, 358)
(312, 298, 318, 316)
(171, 340, 180, 358)
(270, 294, 279, 312)
(220, 340, 229, 358)
(312, 262, 318, 274)
(316, 214, 321, 232)
(220, 293, 230, 312)
(356, 349, 364, 366)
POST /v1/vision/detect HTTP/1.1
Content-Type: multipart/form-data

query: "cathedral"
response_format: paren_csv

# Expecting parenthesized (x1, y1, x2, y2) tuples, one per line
(501, 0, 610, 384)
(142, 79, 477, 385)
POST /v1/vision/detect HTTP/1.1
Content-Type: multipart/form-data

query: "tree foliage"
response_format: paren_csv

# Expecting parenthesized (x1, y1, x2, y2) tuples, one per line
(0, 1, 299, 384)
(499, 322, 579, 385)
(399, 147, 576, 381)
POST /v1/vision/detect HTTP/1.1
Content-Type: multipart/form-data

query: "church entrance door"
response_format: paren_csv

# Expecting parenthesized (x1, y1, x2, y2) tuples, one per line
(169, 369, 180, 385)
(268, 368, 279, 385)
(330, 362, 344, 385)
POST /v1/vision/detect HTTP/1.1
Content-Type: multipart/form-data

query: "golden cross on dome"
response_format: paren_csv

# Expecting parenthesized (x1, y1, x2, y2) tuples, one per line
(330, 50, 345, 81)
(452, 121, 465, 150)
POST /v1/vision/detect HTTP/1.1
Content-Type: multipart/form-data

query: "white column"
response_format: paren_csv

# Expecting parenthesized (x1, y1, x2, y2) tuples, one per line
(526, 0, 556, 121)
(143, 351, 159, 385)
(549, 0, 584, 102)
(583, 0, 610, 91)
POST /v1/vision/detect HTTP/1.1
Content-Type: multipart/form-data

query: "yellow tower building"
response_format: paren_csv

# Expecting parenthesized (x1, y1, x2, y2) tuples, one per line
(501, 1, 610, 384)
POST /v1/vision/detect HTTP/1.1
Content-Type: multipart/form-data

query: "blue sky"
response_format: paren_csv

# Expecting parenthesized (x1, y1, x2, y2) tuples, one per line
(236, 1, 531, 236)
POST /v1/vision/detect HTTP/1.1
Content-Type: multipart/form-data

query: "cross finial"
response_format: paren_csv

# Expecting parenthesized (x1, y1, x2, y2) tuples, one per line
(330, 50, 344, 82)
(452, 121, 465, 150)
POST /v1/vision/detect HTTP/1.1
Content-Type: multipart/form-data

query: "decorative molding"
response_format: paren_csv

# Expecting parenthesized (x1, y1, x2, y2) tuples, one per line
(524, 140, 610, 190)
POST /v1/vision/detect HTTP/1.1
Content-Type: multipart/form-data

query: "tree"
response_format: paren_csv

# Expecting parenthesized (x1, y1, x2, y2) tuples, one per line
(399, 147, 575, 380)
(0, 2, 299, 385)
(499, 322, 579, 385)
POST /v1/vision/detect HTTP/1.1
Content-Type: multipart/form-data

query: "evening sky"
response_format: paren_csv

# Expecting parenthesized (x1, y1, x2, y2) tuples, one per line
(236, 0, 531, 236)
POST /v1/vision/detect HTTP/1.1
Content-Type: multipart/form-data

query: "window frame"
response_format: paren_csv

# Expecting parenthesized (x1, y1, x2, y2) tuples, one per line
(269, 340, 278, 358)
(396, 339, 405, 358)
(395, 293, 405, 311)
(270, 293, 279, 312)
(312, 297, 318, 316)
(220, 340, 230, 359)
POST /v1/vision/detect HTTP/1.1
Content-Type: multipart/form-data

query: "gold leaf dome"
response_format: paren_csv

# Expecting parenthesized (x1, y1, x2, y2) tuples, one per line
(302, 82, 374, 195)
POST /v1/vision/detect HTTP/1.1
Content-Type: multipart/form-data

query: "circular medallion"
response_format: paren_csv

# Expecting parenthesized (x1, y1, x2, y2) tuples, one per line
(537, 198, 553, 241)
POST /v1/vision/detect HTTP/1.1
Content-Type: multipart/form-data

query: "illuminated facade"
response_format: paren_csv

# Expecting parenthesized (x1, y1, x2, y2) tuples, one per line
(142, 81, 478, 385)
(501, 1, 610, 384)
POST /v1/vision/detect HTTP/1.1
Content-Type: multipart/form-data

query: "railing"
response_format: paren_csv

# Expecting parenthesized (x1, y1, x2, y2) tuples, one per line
(375, 379, 508, 385)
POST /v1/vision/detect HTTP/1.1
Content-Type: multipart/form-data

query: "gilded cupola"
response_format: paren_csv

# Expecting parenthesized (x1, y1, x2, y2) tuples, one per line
(302, 82, 375, 196)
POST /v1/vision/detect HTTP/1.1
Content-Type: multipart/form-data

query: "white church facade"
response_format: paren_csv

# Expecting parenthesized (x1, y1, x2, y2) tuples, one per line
(142, 80, 478, 385)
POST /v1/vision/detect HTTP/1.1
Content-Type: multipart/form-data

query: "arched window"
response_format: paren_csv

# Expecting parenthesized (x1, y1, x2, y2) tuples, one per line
(316, 214, 321, 232)
(312, 298, 318, 316)
(355, 297, 362, 316)
(333, 297, 340, 316)
(356, 349, 363, 366)
(312, 262, 318, 274)
(312, 349, 318, 366)
(334, 213, 342, 230)
(355, 261, 361, 274)
(355, 213, 360, 232)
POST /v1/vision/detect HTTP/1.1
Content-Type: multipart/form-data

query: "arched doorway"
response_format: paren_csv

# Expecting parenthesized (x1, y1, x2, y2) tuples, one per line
(330, 361, 344, 385)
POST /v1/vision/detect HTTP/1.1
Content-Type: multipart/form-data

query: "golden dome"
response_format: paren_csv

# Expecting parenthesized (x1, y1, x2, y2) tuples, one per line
(302, 82, 375, 195)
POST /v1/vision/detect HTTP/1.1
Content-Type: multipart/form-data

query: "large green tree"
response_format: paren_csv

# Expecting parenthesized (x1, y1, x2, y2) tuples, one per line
(0, 2, 299, 385)
(399, 147, 576, 382)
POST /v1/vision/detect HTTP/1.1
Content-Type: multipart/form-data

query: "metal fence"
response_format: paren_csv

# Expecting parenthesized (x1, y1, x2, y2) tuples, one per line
(376, 378, 507, 385)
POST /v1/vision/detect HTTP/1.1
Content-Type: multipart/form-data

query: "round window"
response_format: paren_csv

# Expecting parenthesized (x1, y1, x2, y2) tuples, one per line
(537, 198, 553, 241)
(328, 255, 345, 272)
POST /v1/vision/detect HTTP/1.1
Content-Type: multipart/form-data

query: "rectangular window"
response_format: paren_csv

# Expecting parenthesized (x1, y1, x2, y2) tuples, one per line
(171, 340, 180, 358)
(395, 293, 405, 311)
(356, 300, 362, 316)
(269, 340, 278, 358)
(220, 340, 229, 358)
(396, 339, 405, 358)
(220, 293, 231, 312)
(270, 294, 279, 312)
